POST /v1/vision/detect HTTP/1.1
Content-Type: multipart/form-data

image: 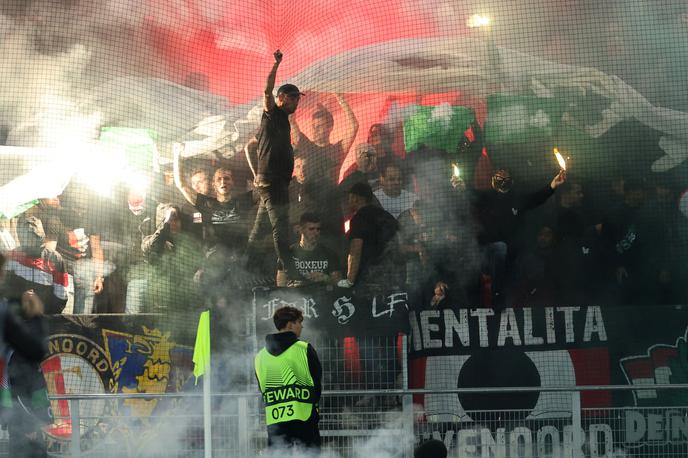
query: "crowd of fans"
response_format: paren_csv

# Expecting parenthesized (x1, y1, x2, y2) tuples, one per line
(1, 82, 687, 316)
(1, 121, 686, 316)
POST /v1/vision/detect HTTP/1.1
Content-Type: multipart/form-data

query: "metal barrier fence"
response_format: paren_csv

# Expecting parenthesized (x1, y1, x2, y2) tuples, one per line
(7, 386, 682, 457)
(13, 334, 688, 457)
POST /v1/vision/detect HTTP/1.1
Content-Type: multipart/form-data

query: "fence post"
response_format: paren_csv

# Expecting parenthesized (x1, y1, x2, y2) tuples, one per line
(203, 366, 213, 458)
(70, 399, 81, 458)
(401, 335, 414, 457)
(571, 391, 583, 458)
(238, 395, 249, 455)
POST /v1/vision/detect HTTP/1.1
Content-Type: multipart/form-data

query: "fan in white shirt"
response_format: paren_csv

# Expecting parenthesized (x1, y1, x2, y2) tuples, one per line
(373, 162, 417, 219)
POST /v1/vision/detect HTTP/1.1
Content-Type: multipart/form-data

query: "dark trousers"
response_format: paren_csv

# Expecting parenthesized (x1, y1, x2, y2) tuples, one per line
(267, 420, 321, 449)
(249, 183, 295, 276)
(480, 241, 508, 307)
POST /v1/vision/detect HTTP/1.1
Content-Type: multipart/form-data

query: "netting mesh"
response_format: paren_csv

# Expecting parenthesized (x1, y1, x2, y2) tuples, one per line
(0, 0, 687, 456)
(1, 0, 687, 314)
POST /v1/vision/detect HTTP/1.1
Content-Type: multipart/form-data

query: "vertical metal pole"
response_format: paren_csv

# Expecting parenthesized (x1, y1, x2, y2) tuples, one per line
(238, 395, 249, 454)
(251, 288, 260, 355)
(203, 361, 213, 458)
(401, 335, 414, 457)
(70, 399, 81, 458)
(571, 391, 583, 458)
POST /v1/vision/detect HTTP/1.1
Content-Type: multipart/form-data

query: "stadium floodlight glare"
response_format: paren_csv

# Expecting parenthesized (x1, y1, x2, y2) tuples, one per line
(467, 14, 491, 28)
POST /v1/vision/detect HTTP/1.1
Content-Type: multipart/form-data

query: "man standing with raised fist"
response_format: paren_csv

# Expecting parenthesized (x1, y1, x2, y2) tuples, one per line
(248, 50, 304, 284)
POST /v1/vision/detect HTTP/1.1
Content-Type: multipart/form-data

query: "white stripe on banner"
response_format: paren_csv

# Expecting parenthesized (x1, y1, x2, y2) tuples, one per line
(423, 351, 577, 423)
(7, 260, 54, 286)
(424, 355, 471, 423)
(53, 284, 68, 300)
(0, 147, 71, 217)
(526, 350, 576, 420)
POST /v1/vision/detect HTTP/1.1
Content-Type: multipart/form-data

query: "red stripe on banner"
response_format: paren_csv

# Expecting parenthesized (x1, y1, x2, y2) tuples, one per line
(650, 347, 678, 368)
(473, 147, 493, 190)
(396, 333, 404, 366)
(480, 274, 493, 307)
(569, 348, 611, 413)
(408, 356, 427, 409)
(623, 358, 654, 378)
(55, 271, 69, 288)
(343, 337, 361, 381)
(41, 356, 70, 419)
(9, 250, 68, 285)
(464, 126, 475, 143)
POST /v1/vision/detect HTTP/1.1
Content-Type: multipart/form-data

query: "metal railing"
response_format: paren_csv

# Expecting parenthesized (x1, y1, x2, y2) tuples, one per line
(34, 384, 688, 457)
(27, 328, 688, 457)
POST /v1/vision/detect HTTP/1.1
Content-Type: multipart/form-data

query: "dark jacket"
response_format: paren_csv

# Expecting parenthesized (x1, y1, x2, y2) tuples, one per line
(2, 302, 46, 363)
(141, 221, 203, 312)
(472, 185, 554, 245)
(8, 315, 52, 425)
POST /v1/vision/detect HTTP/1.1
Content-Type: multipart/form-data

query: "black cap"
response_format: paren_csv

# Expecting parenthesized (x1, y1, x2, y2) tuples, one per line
(277, 83, 303, 96)
(348, 182, 374, 202)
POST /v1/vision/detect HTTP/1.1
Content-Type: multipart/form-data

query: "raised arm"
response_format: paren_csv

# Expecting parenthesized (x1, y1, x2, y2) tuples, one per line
(244, 137, 258, 179)
(264, 50, 282, 112)
(518, 170, 566, 213)
(142, 208, 174, 261)
(290, 115, 305, 146)
(336, 93, 359, 155)
(173, 143, 198, 206)
(90, 234, 104, 295)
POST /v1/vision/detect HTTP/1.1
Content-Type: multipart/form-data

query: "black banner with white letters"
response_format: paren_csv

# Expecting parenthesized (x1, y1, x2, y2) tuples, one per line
(251, 286, 410, 338)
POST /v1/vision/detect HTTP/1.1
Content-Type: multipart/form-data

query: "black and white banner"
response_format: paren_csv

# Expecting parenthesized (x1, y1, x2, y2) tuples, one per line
(251, 286, 410, 338)
(408, 306, 610, 421)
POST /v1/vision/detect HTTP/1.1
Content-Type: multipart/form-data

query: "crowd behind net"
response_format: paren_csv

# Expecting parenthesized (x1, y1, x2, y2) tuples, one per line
(2, 0, 687, 317)
(0, 0, 687, 455)
(0, 3, 687, 335)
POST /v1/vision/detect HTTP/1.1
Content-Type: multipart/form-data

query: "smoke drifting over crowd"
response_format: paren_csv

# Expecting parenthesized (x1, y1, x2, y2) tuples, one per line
(1, 0, 687, 456)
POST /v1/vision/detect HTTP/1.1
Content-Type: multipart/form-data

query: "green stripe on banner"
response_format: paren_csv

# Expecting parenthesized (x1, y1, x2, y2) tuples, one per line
(0, 387, 11, 409)
(99, 127, 158, 173)
(0, 199, 39, 219)
(485, 94, 567, 144)
(403, 105, 475, 153)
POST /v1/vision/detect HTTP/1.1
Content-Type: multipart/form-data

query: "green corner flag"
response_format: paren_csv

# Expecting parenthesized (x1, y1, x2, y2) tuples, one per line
(193, 310, 211, 385)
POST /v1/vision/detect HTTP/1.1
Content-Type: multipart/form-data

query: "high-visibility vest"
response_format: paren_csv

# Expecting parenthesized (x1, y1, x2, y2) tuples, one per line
(255, 340, 315, 425)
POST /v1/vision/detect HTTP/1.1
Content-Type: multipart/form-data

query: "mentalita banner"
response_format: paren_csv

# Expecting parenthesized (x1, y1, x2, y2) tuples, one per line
(409, 305, 688, 456)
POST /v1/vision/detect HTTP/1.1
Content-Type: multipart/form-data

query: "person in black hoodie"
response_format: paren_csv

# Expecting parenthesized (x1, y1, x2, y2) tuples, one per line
(339, 182, 401, 289)
(254, 306, 322, 450)
(7, 290, 51, 458)
(471, 168, 566, 306)
(0, 253, 48, 457)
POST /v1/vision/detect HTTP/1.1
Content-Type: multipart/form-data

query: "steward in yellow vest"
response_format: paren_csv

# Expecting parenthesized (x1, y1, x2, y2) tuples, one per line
(255, 306, 322, 449)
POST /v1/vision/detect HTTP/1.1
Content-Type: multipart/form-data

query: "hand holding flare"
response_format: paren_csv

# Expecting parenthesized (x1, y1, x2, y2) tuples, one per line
(450, 163, 465, 190)
(550, 148, 568, 190)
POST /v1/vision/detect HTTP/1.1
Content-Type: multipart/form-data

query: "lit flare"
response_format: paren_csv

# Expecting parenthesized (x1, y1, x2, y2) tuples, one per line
(553, 148, 567, 170)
